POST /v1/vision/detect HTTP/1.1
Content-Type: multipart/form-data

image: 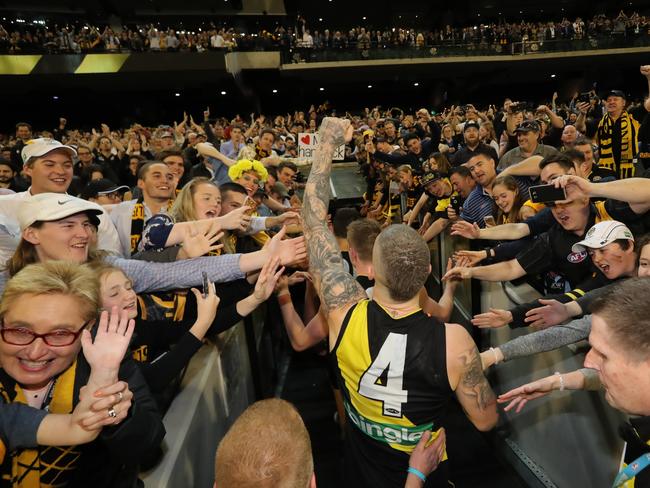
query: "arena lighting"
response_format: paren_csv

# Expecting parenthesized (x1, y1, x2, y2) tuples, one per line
(220, 91, 227, 95)
(175, 92, 180, 97)
(319, 87, 325, 91)
(551, 74, 557, 78)
(52, 96, 59, 100)
(272, 89, 278, 93)
(367, 85, 372, 88)
(413, 82, 419, 87)
(362, 16, 366, 20)
(319, 18, 323, 21)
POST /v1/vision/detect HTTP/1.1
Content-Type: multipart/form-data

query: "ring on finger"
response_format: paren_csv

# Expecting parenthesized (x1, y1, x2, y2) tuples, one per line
(117, 391, 123, 402)
(108, 408, 117, 418)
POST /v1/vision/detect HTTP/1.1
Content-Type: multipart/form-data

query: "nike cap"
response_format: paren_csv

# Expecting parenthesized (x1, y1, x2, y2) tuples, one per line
(21, 138, 77, 165)
(571, 220, 634, 253)
(18, 193, 104, 231)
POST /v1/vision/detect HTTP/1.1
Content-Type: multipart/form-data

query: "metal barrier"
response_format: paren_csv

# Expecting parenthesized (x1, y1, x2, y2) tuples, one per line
(432, 231, 626, 488)
(140, 322, 256, 488)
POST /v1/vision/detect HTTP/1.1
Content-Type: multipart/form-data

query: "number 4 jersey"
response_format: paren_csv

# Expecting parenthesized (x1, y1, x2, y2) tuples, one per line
(333, 299, 453, 487)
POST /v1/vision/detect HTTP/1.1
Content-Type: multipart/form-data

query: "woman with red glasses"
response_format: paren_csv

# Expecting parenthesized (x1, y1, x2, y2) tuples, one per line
(0, 260, 164, 488)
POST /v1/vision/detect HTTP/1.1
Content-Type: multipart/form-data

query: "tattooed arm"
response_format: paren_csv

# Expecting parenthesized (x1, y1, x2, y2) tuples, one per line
(302, 118, 367, 342)
(446, 323, 498, 431)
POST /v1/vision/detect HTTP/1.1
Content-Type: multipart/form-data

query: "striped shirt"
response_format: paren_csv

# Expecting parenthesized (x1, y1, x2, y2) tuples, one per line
(460, 175, 532, 227)
(0, 253, 245, 296)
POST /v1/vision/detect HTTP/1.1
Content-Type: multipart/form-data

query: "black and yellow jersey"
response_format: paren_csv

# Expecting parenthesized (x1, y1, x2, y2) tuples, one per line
(333, 299, 452, 487)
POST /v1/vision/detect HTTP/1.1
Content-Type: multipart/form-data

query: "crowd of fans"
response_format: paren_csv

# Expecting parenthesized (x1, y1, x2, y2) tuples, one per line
(0, 57, 650, 486)
(1, 10, 648, 54)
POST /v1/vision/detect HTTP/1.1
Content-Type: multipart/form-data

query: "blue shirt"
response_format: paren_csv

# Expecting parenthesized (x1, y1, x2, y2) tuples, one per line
(460, 175, 532, 227)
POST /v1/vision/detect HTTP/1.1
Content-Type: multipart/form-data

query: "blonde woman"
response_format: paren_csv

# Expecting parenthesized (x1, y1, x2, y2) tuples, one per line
(138, 178, 298, 259)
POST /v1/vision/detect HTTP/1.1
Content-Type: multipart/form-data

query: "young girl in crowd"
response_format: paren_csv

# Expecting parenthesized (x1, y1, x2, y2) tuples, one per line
(92, 257, 283, 409)
(491, 174, 538, 225)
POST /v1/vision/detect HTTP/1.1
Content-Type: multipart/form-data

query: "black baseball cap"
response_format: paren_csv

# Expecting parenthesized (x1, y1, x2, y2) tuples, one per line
(515, 120, 541, 133)
(463, 120, 480, 132)
(420, 171, 444, 186)
(80, 179, 129, 200)
(605, 89, 626, 100)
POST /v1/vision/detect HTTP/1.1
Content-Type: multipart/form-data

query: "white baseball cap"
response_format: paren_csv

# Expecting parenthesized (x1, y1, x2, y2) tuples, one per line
(21, 138, 77, 165)
(572, 220, 635, 253)
(18, 193, 104, 231)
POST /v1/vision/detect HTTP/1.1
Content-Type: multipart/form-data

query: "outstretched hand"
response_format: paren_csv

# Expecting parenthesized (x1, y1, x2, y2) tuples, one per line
(451, 220, 480, 239)
(217, 205, 252, 231)
(454, 250, 486, 267)
(441, 266, 472, 282)
(254, 257, 285, 302)
(524, 299, 569, 328)
(267, 226, 308, 267)
(471, 308, 512, 328)
(81, 307, 134, 386)
(182, 221, 224, 258)
(497, 375, 559, 413)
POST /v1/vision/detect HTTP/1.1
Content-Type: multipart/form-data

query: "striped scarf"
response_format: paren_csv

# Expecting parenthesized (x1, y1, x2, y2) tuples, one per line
(0, 364, 79, 488)
(597, 111, 638, 179)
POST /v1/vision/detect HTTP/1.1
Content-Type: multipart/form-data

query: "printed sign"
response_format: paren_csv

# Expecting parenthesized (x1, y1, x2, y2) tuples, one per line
(298, 133, 345, 160)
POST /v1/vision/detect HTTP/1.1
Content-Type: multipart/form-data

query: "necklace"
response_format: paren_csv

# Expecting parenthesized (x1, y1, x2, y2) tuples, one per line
(24, 380, 54, 408)
(374, 299, 421, 318)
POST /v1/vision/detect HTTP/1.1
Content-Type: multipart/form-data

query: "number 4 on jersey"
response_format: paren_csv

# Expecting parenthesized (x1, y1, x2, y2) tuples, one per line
(358, 333, 408, 418)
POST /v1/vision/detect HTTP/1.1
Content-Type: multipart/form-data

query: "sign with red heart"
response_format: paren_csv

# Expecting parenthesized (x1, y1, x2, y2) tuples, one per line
(297, 133, 344, 160)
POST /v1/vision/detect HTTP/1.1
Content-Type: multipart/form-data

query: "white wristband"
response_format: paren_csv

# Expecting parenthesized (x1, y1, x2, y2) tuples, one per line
(554, 371, 565, 391)
(489, 347, 500, 365)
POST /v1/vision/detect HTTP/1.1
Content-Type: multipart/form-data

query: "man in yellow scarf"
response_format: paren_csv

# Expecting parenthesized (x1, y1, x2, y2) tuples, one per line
(596, 90, 639, 179)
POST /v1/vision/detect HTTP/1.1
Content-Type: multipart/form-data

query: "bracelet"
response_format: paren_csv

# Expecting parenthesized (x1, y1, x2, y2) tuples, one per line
(277, 294, 292, 307)
(554, 371, 565, 391)
(407, 466, 427, 483)
(489, 347, 500, 365)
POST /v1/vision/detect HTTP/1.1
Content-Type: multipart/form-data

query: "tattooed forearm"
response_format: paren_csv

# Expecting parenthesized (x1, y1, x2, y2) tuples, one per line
(303, 118, 366, 313)
(459, 345, 497, 411)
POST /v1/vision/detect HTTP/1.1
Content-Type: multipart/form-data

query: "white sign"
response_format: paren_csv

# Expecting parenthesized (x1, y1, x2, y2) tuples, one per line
(297, 133, 345, 161)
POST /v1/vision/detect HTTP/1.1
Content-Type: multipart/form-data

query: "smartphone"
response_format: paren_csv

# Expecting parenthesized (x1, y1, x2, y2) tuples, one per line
(201, 271, 209, 298)
(483, 215, 496, 227)
(243, 196, 257, 216)
(576, 92, 592, 104)
(529, 184, 567, 204)
(450, 196, 462, 213)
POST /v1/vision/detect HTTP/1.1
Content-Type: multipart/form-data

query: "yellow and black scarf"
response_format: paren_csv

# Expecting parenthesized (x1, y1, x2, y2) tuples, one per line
(129, 198, 146, 256)
(254, 145, 271, 160)
(597, 111, 638, 179)
(0, 363, 79, 488)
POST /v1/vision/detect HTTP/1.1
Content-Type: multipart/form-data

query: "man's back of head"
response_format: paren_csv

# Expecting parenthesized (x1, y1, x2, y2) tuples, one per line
(215, 398, 314, 488)
(332, 207, 361, 239)
(348, 218, 381, 264)
(373, 224, 430, 302)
